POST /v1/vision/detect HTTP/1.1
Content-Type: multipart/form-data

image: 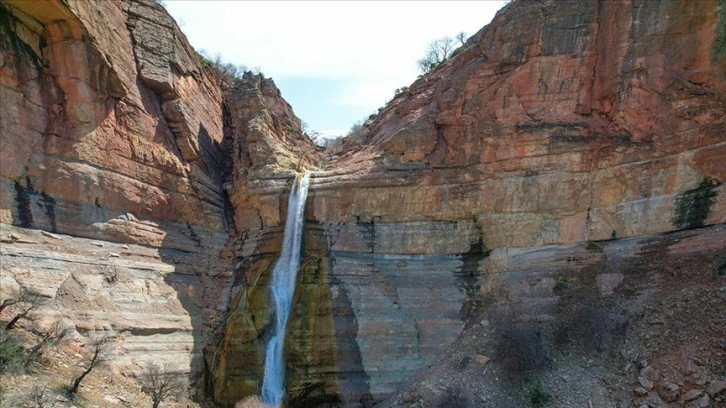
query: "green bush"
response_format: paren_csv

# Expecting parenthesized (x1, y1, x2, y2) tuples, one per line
(198, 54, 213, 67)
(528, 380, 550, 407)
(196, 49, 250, 86)
(0, 328, 28, 372)
(585, 240, 603, 251)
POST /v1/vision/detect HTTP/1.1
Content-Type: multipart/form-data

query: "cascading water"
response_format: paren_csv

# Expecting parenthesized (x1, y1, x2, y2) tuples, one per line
(261, 172, 311, 407)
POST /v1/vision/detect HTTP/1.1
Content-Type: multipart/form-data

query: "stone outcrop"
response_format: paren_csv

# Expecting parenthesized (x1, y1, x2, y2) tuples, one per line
(0, 0, 228, 249)
(0, 0, 234, 385)
(1, 225, 210, 372)
(1, 0, 724, 407)
(376, 224, 726, 408)
(224, 72, 322, 233)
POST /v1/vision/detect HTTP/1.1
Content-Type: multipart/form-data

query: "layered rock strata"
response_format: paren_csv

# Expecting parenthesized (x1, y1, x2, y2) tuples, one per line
(323, 0, 725, 247)
(0, 0, 234, 383)
(213, 0, 725, 405)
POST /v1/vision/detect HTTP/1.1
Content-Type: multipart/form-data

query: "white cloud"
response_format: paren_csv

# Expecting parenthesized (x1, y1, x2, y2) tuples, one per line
(167, 1, 505, 78)
(164, 1, 507, 130)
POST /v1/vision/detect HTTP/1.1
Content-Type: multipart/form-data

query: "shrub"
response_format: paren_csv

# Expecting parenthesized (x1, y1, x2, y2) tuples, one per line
(493, 323, 550, 379)
(585, 240, 603, 251)
(552, 281, 568, 294)
(26, 386, 55, 408)
(27, 319, 67, 361)
(197, 49, 250, 86)
(0, 328, 28, 373)
(527, 380, 550, 407)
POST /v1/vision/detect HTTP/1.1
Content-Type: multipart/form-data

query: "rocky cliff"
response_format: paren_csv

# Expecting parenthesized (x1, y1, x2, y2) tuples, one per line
(0, 0, 319, 398)
(214, 0, 726, 406)
(0, 0, 724, 407)
(0, 0, 236, 387)
(323, 0, 725, 247)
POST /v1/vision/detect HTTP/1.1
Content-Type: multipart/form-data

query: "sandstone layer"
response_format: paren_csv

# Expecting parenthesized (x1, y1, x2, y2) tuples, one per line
(320, 0, 725, 248)
(0, 0, 235, 385)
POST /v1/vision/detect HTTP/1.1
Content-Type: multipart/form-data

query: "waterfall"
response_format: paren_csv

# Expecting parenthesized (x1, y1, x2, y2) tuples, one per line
(261, 172, 311, 407)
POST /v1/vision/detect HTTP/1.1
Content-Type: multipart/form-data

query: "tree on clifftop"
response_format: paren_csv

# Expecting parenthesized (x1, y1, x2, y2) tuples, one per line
(417, 32, 468, 74)
(417, 36, 455, 73)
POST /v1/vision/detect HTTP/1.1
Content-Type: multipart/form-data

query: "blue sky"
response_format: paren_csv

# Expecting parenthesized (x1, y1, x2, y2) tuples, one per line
(164, 1, 507, 139)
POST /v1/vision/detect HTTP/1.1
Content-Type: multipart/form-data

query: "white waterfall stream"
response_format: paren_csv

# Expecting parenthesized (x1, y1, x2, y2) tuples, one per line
(261, 172, 311, 407)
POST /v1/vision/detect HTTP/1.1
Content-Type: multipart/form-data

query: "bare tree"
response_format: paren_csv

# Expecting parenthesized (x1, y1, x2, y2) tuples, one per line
(310, 130, 325, 145)
(139, 363, 184, 408)
(213, 52, 223, 67)
(347, 120, 365, 138)
(455, 31, 467, 46)
(0, 287, 38, 314)
(3, 289, 45, 330)
(0, 295, 21, 314)
(68, 333, 113, 395)
(26, 385, 55, 408)
(417, 36, 456, 74)
(28, 319, 67, 360)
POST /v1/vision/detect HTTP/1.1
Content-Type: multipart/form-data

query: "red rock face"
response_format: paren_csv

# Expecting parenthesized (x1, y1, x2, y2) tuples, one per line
(322, 0, 725, 248)
(1, 0, 229, 249)
(0, 0, 234, 387)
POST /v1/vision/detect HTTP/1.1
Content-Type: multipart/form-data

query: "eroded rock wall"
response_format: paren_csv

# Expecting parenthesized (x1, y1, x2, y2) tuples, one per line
(326, 0, 725, 248)
(0, 0, 233, 384)
(213, 0, 725, 405)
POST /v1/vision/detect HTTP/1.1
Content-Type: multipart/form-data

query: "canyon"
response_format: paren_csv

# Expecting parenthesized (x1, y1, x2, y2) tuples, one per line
(0, 0, 724, 407)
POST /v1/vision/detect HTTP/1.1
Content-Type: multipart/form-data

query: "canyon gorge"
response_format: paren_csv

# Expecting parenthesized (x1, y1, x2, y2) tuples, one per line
(0, 0, 724, 407)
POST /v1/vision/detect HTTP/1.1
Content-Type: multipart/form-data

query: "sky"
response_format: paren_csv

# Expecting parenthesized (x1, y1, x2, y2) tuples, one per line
(164, 1, 508, 139)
